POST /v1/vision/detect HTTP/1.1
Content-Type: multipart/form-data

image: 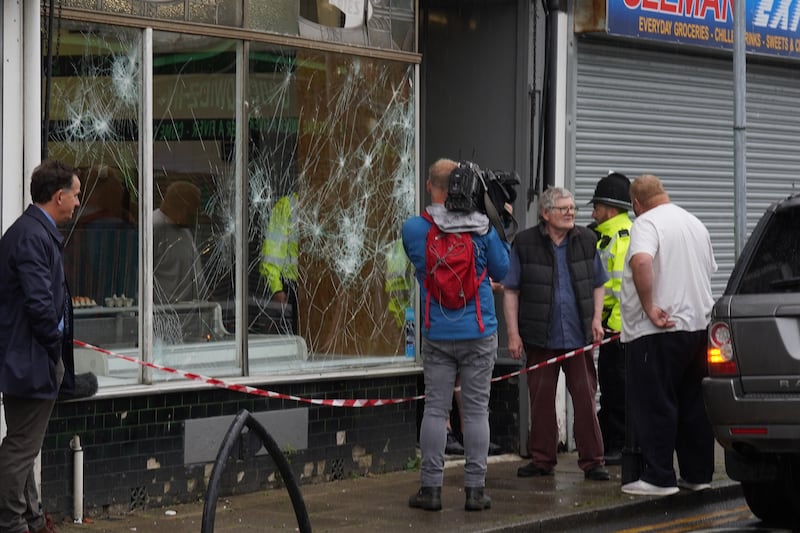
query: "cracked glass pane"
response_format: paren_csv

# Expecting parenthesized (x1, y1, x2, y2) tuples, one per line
(247, 44, 416, 367)
(53, 22, 142, 385)
(295, 0, 415, 51)
(150, 33, 238, 378)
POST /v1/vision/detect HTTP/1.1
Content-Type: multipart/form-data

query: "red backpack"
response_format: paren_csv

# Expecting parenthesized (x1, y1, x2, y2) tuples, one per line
(421, 212, 487, 332)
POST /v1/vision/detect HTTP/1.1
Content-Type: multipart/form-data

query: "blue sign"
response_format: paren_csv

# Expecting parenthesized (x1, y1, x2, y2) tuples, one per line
(607, 0, 800, 59)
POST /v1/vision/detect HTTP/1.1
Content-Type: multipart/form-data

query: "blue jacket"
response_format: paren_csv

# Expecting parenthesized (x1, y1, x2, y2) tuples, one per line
(0, 205, 75, 399)
(402, 213, 509, 341)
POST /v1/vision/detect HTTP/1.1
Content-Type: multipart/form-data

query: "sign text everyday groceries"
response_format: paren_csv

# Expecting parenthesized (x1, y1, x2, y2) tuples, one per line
(607, 0, 800, 59)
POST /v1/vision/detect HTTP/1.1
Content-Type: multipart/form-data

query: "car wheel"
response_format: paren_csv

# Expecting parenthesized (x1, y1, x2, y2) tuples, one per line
(742, 481, 794, 526)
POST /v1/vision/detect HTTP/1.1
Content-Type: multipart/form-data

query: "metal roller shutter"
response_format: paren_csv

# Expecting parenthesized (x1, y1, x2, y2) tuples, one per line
(747, 64, 800, 215)
(572, 40, 800, 296)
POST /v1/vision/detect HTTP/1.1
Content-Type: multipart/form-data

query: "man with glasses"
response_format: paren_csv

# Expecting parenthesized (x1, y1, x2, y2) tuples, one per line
(503, 187, 610, 481)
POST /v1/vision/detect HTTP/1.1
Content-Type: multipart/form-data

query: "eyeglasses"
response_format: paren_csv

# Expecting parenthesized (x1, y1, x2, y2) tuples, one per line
(551, 205, 577, 215)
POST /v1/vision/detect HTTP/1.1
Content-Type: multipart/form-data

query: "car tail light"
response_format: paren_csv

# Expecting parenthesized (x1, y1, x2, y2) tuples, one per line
(708, 322, 738, 376)
(730, 427, 768, 435)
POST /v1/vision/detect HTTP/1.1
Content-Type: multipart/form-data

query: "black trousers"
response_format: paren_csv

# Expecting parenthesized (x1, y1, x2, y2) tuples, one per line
(626, 330, 715, 487)
(0, 396, 54, 533)
(598, 336, 626, 453)
(0, 359, 64, 533)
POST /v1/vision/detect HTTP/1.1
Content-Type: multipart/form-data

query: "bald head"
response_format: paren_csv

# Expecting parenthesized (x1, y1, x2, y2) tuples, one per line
(427, 158, 457, 203)
(630, 174, 670, 215)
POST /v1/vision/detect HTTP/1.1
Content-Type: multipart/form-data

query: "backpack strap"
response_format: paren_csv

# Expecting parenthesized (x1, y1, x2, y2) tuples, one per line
(421, 211, 435, 331)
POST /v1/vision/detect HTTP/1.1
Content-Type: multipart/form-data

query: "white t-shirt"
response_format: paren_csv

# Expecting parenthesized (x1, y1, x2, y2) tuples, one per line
(620, 203, 717, 342)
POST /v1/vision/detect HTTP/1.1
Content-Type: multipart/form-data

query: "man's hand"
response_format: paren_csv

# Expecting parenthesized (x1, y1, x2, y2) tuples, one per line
(272, 291, 288, 304)
(503, 288, 523, 359)
(591, 317, 604, 343)
(630, 252, 674, 328)
(592, 286, 604, 343)
(507, 333, 524, 360)
(645, 305, 675, 328)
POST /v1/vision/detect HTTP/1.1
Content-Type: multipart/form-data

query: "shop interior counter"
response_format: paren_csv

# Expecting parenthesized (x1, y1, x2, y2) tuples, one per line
(73, 300, 309, 384)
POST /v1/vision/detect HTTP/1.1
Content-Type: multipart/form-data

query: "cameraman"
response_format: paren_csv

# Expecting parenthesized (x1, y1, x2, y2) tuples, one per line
(403, 158, 509, 512)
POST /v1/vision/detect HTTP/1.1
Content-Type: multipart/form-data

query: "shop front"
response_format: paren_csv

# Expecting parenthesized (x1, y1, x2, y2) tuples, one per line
(3, 0, 430, 514)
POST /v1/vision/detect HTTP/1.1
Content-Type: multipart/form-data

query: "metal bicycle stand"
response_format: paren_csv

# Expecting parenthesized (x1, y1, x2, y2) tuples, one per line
(201, 409, 312, 533)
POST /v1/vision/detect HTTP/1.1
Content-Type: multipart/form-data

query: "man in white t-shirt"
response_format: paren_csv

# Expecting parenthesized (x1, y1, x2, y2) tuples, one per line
(620, 174, 717, 497)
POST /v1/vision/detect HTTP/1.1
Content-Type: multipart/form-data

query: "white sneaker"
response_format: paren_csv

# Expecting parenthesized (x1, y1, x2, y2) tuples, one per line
(678, 478, 711, 491)
(621, 479, 680, 496)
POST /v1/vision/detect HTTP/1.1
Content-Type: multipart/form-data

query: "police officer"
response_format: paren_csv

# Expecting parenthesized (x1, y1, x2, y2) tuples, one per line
(588, 172, 633, 465)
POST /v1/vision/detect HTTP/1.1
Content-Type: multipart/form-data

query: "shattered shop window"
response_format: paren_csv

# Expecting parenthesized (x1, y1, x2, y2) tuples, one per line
(48, 22, 142, 385)
(245, 44, 416, 364)
(249, 0, 415, 52)
(46, 19, 419, 384)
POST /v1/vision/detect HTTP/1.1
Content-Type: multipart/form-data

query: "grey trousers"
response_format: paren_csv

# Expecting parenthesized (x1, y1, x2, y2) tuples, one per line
(0, 358, 63, 533)
(419, 333, 497, 488)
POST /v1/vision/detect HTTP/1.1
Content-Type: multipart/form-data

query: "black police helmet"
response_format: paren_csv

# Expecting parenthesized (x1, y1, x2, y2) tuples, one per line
(588, 172, 631, 210)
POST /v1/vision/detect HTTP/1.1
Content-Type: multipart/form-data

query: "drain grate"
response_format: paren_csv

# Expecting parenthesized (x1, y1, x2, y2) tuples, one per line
(330, 458, 345, 481)
(129, 486, 147, 511)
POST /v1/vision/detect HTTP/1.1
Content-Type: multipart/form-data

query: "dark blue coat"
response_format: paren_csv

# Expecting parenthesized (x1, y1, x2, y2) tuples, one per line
(0, 205, 75, 399)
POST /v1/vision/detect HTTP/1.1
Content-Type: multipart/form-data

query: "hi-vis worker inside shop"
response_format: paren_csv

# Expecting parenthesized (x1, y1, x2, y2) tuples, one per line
(259, 192, 298, 334)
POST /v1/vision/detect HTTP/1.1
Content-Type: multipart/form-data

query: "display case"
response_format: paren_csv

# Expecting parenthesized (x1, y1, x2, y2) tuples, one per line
(72, 301, 308, 385)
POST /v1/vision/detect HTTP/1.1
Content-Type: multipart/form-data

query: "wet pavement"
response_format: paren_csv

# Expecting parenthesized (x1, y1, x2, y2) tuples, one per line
(56, 444, 741, 532)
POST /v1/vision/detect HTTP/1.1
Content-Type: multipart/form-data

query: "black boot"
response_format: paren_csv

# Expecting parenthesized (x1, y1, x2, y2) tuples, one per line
(464, 487, 491, 511)
(408, 486, 442, 511)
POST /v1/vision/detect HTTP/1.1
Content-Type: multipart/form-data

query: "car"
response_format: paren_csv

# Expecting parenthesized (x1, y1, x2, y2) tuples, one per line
(703, 192, 800, 527)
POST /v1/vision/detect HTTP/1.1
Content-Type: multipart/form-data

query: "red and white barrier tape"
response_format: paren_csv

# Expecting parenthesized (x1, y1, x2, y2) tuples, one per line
(489, 333, 620, 385)
(73, 339, 425, 407)
(74, 333, 621, 407)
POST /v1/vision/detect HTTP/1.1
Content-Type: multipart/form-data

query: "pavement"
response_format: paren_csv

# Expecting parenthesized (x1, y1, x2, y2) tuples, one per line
(55, 444, 742, 533)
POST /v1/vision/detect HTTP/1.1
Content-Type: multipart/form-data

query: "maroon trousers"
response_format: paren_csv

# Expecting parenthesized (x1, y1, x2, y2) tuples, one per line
(525, 346, 605, 471)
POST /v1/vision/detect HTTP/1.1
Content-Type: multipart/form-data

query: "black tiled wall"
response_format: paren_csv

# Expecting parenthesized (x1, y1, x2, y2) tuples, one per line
(42, 375, 420, 516)
(42, 369, 523, 517)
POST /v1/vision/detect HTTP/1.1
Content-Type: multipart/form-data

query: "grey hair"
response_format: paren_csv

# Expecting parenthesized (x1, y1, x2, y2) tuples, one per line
(539, 186, 574, 221)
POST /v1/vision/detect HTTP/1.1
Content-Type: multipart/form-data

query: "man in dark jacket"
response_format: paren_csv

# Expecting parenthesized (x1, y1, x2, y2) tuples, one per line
(503, 186, 610, 482)
(0, 159, 81, 533)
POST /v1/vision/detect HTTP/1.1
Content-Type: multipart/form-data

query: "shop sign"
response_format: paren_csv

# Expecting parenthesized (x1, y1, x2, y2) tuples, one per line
(607, 0, 800, 59)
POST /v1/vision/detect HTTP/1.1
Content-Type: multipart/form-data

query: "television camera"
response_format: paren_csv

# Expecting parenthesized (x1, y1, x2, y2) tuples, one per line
(445, 160, 520, 241)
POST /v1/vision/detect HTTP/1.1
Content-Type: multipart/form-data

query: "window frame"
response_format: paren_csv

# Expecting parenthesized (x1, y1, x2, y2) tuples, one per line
(52, 8, 422, 389)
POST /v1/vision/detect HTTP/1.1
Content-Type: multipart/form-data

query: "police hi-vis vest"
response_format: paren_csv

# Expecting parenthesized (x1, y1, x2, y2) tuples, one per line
(594, 212, 632, 332)
(259, 194, 298, 293)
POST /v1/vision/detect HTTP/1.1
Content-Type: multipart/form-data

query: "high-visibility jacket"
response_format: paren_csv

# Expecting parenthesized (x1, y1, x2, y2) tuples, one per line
(259, 194, 298, 293)
(594, 212, 632, 332)
(384, 239, 412, 328)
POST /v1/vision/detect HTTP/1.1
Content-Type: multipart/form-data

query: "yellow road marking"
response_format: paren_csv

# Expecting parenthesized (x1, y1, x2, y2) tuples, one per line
(614, 505, 751, 533)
